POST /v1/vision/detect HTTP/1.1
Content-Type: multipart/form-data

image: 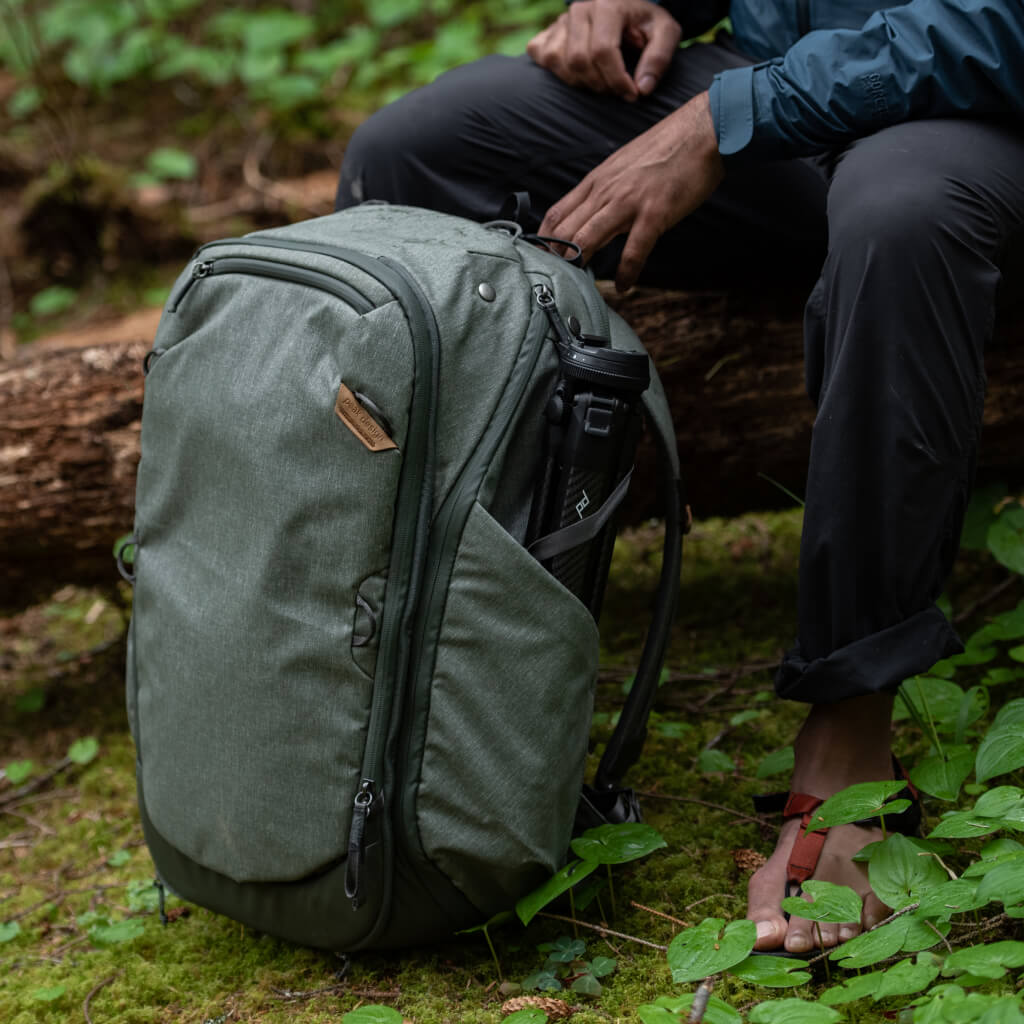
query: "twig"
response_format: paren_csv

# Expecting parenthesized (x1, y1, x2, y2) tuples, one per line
(684, 894, 742, 913)
(2, 808, 56, 836)
(83, 970, 123, 1024)
(804, 902, 921, 968)
(638, 792, 779, 832)
(270, 985, 400, 1002)
(951, 913, 1009, 943)
(925, 919, 954, 955)
(0, 758, 72, 811)
(0, 788, 77, 813)
(954, 575, 1019, 624)
(630, 901, 690, 929)
(536, 912, 668, 951)
(688, 977, 716, 1024)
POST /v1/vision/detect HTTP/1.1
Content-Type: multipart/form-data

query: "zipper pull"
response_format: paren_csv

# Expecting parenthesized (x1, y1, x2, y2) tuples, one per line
(344, 779, 376, 909)
(167, 260, 214, 312)
(194, 260, 214, 279)
(534, 285, 574, 349)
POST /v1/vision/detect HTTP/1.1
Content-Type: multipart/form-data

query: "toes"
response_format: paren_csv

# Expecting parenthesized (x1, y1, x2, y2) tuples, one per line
(838, 922, 861, 942)
(862, 891, 891, 931)
(750, 914, 787, 951)
(784, 915, 817, 954)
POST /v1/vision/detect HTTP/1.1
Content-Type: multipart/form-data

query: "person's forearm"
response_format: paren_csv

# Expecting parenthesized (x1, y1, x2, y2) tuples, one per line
(709, 0, 1024, 158)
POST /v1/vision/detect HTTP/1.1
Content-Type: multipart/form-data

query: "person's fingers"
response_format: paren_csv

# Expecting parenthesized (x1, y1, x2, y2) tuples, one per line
(633, 15, 682, 95)
(590, 4, 638, 99)
(565, 4, 602, 92)
(616, 209, 661, 290)
(527, 17, 577, 85)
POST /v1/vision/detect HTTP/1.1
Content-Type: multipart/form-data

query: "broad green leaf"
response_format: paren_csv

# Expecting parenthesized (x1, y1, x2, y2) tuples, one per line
(1010, 645, 1024, 663)
(260, 74, 322, 111)
(146, 147, 197, 181)
(819, 971, 883, 1005)
(729, 710, 763, 727)
(806, 780, 908, 830)
(780, 879, 862, 924)
(4, 760, 34, 785)
(981, 837, 1024, 857)
(756, 747, 794, 779)
(901, 912, 951, 952)
(868, 833, 947, 910)
(502, 1010, 548, 1024)
(961, 484, 1008, 549)
(976, 729, 1024, 783)
(88, 918, 145, 946)
(8, 84, 41, 119)
(974, 996, 1024, 1023)
(241, 10, 314, 52)
(30, 285, 77, 318)
(989, 602, 1024, 641)
(965, 850, 1024, 879)
(666, 917, 756, 983)
(515, 859, 598, 926)
(916, 879, 986, 919)
(873, 953, 941, 1000)
(728, 954, 811, 988)
(910, 746, 974, 801)
(987, 505, 1024, 575)
(698, 749, 737, 774)
(126, 879, 162, 913)
(107, 850, 131, 867)
(983, 667, 1024, 687)
(897, 677, 982, 732)
(0, 921, 21, 943)
(992, 699, 1024, 731)
(570, 823, 666, 865)
(854, 835, 954, 863)
(748, 998, 840, 1023)
(977, 858, 1024, 907)
(570, 973, 602, 996)
(975, 786, 1024, 817)
(830, 917, 909, 968)
(342, 1008, 404, 1024)
(638, 995, 741, 1024)
(33, 986, 66, 1002)
(928, 811, 1004, 840)
(942, 940, 1024, 980)
(540, 936, 586, 963)
(588, 956, 616, 978)
(911, 983, 967, 1023)
(68, 737, 99, 766)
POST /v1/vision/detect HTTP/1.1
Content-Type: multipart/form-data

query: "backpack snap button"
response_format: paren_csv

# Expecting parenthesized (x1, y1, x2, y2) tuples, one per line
(477, 283, 496, 302)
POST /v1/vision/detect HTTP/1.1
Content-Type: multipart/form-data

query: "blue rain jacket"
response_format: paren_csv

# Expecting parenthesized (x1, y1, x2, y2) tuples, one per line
(662, 0, 1024, 157)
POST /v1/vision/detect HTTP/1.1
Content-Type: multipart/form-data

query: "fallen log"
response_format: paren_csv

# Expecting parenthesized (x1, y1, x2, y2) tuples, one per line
(2, 289, 1022, 609)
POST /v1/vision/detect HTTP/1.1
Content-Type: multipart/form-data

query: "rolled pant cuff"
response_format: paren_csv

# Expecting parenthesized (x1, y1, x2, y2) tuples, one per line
(775, 605, 964, 704)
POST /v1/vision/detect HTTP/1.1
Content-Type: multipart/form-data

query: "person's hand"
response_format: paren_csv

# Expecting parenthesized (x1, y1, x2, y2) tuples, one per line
(539, 92, 723, 291)
(526, 0, 682, 101)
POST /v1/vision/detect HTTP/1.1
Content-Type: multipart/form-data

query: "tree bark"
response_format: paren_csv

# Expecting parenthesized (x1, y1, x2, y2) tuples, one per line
(2, 290, 1022, 608)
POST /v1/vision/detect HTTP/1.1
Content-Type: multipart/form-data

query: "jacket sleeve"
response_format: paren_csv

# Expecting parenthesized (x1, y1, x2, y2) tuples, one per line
(707, 0, 1024, 158)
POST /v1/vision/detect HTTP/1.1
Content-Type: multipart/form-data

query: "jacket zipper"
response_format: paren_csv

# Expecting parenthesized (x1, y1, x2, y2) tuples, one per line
(167, 256, 374, 314)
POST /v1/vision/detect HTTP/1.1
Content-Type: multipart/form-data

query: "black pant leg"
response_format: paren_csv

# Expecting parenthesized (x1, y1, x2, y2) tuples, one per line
(336, 48, 828, 287)
(777, 119, 1024, 703)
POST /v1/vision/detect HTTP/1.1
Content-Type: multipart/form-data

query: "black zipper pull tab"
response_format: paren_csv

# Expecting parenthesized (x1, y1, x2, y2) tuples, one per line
(167, 260, 214, 312)
(344, 779, 376, 909)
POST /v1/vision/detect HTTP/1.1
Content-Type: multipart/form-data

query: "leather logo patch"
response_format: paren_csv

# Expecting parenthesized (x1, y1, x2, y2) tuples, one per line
(334, 383, 397, 452)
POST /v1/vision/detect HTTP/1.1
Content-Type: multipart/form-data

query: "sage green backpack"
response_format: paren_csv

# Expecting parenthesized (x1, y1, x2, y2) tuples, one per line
(124, 204, 682, 951)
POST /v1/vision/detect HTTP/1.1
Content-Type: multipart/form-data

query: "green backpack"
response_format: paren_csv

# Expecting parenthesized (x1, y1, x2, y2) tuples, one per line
(123, 204, 683, 950)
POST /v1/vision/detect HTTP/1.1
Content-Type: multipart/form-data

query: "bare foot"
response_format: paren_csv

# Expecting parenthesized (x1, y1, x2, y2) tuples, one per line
(747, 693, 896, 953)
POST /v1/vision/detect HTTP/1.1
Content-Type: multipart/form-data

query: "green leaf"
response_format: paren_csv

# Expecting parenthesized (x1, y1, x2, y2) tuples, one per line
(456, 908, 512, 936)
(974, 786, 1024, 817)
(992, 699, 1024, 731)
(819, 971, 883, 1005)
(570, 973, 602, 996)
(916, 879, 986, 919)
(942, 940, 1024, 980)
(928, 811, 1004, 840)
(976, 858, 1024, 907)
(539, 936, 586, 964)
(729, 710, 762, 727)
(126, 879, 162, 913)
(569, 823, 666, 865)
(0, 921, 22, 943)
(780, 879, 862, 924)
(638, 995, 741, 1024)
(756, 747, 795, 779)
(242, 10, 315, 52)
(4, 760, 34, 785)
(806, 779, 908, 830)
(30, 285, 77, 318)
(961, 484, 1008, 549)
(897, 677, 983, 732)
(728, 954, 811, 987)
(33, 986, 66, 1002)
(987, 505, 1024, 575)
(68, 737, 99, 766)
(868, 833, 947, 910)
(1010, 645, 1024, 663)
(88, 918, 145, 946)
(503, 1010, 549, 1024)
(873, 954, 941, 1000)
(982, 667, 1024, 687)
(259, 73, 322, 111)
(901, 911, 951, 952)
(698, 749, 736, 774)
(910, 746, 974, 800)
(976, 728, 1024, 783)
(342, 1008, 404, 1024)
(515, 859, 598, 926)
(146, 146, 197, 181)
(666, 917, 756, 983)
(989, 602, 1024, 641)
(910, 983, 967, 1023)
(15, 688, 45, 713)
(521, 969, 561, 992)
(8, 84, 41, 119)
(854, 835, 954, 863)
(748, 998, 840, 1023)
(107, 850, 131, 867)
(588, 956, 616, 978)
(830, 917, 909, 968)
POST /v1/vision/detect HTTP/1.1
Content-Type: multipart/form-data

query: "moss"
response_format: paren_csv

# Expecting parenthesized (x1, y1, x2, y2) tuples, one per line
(1, 512, 1018, 1022)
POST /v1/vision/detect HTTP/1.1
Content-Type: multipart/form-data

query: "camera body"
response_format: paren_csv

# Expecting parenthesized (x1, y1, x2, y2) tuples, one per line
(527, 316, 650, 620)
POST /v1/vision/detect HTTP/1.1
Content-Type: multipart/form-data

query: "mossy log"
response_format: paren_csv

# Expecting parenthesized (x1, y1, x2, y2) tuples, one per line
(2, 289, 1022, 609)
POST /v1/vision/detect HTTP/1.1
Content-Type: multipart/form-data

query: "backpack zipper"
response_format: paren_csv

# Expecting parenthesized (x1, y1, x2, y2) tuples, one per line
(167, 256, 374, 314)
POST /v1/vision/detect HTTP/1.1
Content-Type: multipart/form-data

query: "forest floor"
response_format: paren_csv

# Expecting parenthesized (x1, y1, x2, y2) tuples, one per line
(2, 506, 1021, 1024)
